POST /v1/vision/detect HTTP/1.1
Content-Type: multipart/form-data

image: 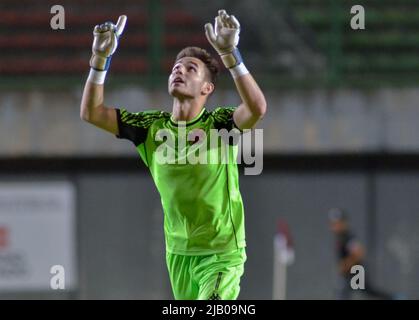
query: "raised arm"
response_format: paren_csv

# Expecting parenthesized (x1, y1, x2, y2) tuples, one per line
(205, 10, 267, 130)
(80, 15, 127, 135)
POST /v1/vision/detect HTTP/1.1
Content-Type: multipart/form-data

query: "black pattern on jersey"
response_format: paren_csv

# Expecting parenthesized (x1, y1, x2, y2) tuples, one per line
(117, 109, 170, 146)
(209, 292, 221, 300)
(212, 107, 237, 131)
(211, 107, 241, 145)
(208, 272, 223, 300)
(120, 109, 169, 129)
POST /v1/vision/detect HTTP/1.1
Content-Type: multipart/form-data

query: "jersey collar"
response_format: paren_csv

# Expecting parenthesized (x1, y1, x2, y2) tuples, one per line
(170, 107, 206, 127)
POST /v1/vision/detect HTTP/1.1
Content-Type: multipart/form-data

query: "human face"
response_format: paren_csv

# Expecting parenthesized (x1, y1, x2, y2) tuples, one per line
(329, 220, 346, 234)
(168, 57, 212, 99)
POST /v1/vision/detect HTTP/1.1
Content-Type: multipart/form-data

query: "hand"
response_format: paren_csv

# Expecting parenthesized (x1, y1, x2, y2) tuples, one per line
(90, 15, 127, 71)
(205, 9, 240, 56)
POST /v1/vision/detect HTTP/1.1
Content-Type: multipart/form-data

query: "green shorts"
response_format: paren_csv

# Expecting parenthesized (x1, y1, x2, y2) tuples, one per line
(166, 248, 247, 300)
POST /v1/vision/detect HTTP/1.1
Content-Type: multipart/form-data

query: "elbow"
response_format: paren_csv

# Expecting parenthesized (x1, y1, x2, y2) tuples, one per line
(259, 100, 267, 118)
(254, 97, 267, 120)
(80, 106, 91, 123)
(80, 110, 88, 122)
(80, 102, 101, 123)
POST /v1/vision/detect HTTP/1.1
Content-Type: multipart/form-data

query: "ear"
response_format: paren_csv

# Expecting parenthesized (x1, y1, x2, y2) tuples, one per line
(201, 81, 215, 96)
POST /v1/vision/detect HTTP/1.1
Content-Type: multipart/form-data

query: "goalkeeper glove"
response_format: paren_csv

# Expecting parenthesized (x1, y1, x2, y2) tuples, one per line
(205, 10, 249, 78)
(88, 15, 127, 84)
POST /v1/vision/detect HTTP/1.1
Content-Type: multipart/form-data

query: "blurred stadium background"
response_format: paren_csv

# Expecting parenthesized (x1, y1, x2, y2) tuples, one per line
(1, 0, 419, 299)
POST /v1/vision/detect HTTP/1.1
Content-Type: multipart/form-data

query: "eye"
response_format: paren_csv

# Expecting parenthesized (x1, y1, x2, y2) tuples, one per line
(188, 66, 197, 72)
(172, 64, 182, 72)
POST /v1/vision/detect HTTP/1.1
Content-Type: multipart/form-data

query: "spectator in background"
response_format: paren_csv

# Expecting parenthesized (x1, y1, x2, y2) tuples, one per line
(328, 208, 394, 300)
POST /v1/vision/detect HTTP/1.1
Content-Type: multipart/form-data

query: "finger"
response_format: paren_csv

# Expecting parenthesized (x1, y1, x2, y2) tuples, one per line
(215, 15, 223, 33)
(106, 22, 114, 30)
(224, 16, 234, 29)
(219, 10, 229, 27)
(115, 15, 127, 37)
(226, 20, 234, 29)
(98, 24, 107, 32)
(204, 23, 216, 43)
(229, 15, 240, 29)
(94, 25, 101, 33)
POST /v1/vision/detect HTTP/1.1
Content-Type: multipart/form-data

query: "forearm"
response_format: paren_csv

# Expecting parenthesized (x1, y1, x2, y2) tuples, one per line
(80, 77, 118, 134)
(205, 10, 267, 129)
(233, 72, 267, 118)
(79, 16, 126, 134)
(80, 79, 104, 122)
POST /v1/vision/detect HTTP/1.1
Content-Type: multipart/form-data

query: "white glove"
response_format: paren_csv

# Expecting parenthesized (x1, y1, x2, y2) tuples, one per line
(90, 15, 127, 71)
(205, 10, 242, 69)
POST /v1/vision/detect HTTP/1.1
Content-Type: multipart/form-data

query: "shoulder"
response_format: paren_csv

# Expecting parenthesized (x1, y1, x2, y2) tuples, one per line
(209, 106, 240, 131)
(118, 109, 171, 129)
(210, 106, 236, 120)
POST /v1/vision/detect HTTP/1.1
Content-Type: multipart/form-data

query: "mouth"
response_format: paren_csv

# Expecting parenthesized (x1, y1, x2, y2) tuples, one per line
(172, 77, 185, 85)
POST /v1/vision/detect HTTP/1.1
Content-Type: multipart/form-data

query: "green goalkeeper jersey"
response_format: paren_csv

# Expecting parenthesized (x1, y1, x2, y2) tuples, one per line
(116, 106, 246, 255)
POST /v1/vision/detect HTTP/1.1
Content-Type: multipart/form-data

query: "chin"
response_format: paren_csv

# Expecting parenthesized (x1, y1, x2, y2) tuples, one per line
(169, 88, 182, 98)
(170, 88, 193, 99)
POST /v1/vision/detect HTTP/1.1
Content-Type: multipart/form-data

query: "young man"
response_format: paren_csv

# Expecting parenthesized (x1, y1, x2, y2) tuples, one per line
(328, 208, 394, 300)
(80, 10, 266, 300)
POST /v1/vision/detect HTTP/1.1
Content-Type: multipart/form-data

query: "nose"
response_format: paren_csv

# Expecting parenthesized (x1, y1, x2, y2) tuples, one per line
(173, 64, 184, 75)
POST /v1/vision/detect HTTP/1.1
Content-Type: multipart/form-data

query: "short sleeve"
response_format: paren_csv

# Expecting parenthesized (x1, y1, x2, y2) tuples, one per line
(116, 108, 167, 146)
(211, 107, 242, 132)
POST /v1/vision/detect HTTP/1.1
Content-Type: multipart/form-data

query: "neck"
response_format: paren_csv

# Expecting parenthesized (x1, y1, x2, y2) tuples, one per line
(171, 97, 205, 122)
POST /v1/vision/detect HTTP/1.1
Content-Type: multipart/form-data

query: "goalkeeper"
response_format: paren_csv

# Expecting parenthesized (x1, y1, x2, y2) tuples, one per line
(80, 10, 267, 300)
